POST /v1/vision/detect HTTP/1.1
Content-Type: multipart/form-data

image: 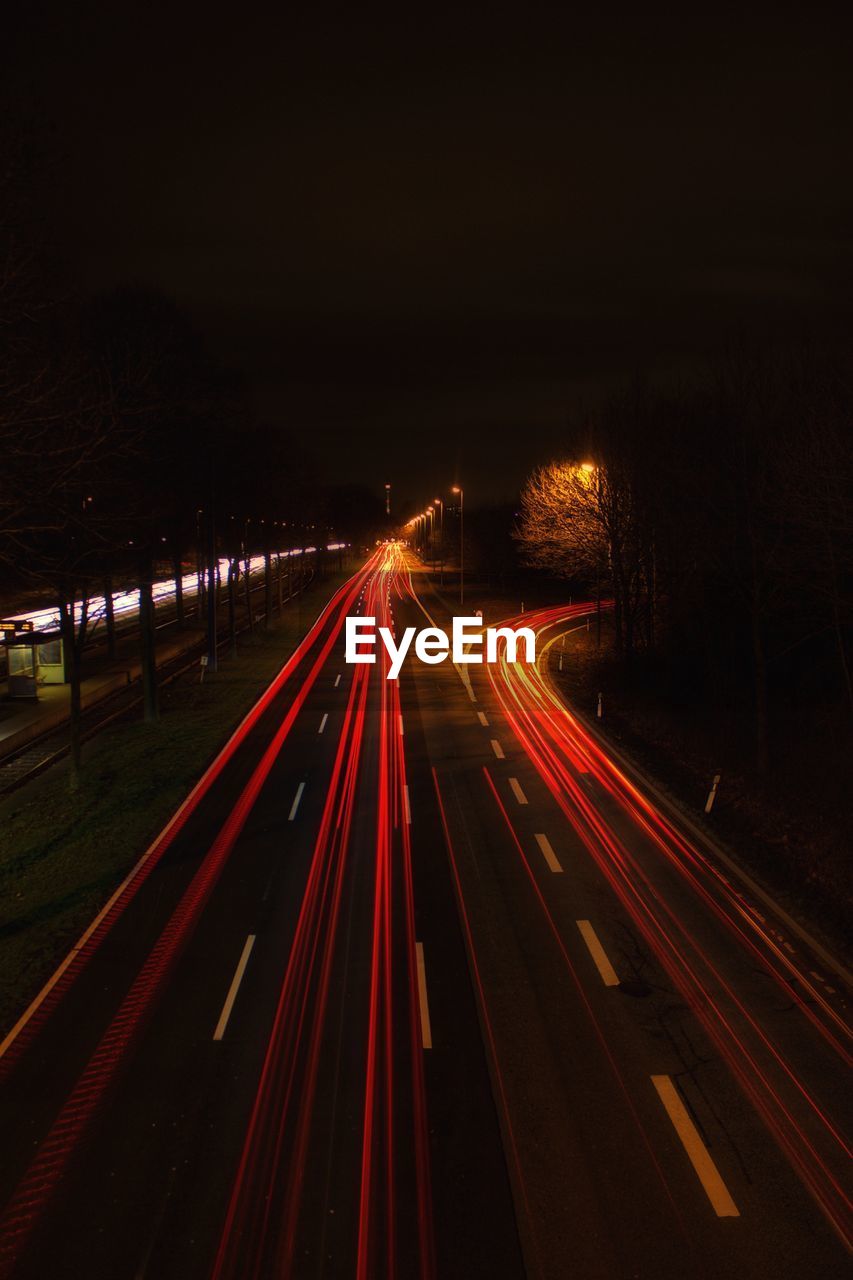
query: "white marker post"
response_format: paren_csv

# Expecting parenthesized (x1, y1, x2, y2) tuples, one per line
(705, 773, 721, 814)
(199, 653, 209, 683)
(597, 691, 603, 718)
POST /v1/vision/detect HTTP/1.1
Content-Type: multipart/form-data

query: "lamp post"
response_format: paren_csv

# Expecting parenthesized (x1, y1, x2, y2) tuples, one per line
(452, 485, 464, 606)
(434, 498, 444, 584)
(427, 506, 435, 572)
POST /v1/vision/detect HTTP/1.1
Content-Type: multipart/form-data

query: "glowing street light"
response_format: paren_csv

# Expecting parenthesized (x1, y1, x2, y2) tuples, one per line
(452, 485, 464, 605)
(433, 497, 444, 582)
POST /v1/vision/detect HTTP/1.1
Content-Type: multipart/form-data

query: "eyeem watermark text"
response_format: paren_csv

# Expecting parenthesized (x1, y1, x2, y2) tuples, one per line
(345, 616, 536, 679)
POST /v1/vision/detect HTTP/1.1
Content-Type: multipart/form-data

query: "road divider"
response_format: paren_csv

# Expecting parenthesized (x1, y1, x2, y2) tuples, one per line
(288, 782, 306, 821)
(534, 833, 562, 873)
(508, 778, 528, 805)
(213, 935, 256, 1040)
(651, 1074, 739, 1217)
(416, 943, 433, 1049)
(576, 920, 620, 987)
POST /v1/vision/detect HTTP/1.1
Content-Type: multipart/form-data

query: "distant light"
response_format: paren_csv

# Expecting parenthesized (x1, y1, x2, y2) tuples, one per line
(580, 462, 595, 473)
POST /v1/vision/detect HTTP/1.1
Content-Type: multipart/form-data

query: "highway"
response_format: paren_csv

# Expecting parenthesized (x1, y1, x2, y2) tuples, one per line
(0, 544, 849, 1279)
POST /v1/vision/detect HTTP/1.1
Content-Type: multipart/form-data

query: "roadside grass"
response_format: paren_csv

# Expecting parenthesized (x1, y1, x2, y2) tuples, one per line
(0, 569, 350, 1035)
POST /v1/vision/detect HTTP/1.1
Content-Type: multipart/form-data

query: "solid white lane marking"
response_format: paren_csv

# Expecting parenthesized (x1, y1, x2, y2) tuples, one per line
(651, 1075, 739, 1217)
(491, 739, 505, 759)
(318, 713, 328, 734)
(576, 920, 620, 986)
(403, 784, 411, 824)
(477, 711, 489, 727)
(535, 833, 563, 873)
(509, 777, 528, 805)
(213, 935, 256, 1041)
(334, 673, 341, 687)
(416, 942, 433, 1049)
(288, 782, 306, 821)
(399, 714, 404, 736)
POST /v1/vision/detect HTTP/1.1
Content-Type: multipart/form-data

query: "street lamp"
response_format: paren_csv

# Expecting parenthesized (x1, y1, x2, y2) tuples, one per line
(433, 498, 444, 584)
(427, 506, 435, 572)
(451, 485, 464, 606)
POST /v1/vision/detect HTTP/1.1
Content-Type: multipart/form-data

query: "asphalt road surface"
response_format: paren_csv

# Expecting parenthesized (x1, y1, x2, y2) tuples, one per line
(0, 545, 849, 1279)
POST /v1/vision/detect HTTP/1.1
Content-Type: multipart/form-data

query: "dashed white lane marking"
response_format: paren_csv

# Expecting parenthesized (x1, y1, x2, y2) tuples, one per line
(334, 673, 341, 688)
(576, 920, 620, 986)
(399, 714, 404, 736)
(318, 713, 328, 734)
(213, 935, 256, 1041)
(288, 782, 306, 821)
(416, 942, 433, 1049)
(491, 739, 505, 759)
(508, 777, 528, 805)
(535, 833, 563, 873)
(651, 1075, 740, 1217)
(477, 711, 489, 727)
(403, 785, 412, 825)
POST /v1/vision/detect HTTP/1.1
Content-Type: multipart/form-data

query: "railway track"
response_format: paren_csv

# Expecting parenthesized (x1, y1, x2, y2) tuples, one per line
(0, 568, 316, 797)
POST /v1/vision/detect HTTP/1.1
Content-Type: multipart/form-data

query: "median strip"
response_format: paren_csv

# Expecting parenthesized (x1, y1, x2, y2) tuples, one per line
(651, 1074, 739, 1217)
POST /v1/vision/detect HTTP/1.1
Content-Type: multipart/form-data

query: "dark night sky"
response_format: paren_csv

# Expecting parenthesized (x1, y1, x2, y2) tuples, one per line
(9, 4, 853, 503)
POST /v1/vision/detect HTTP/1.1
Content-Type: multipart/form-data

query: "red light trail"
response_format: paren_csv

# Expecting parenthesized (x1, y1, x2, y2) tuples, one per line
(0, 549, 849, 1278)
(486, 602, 852, 1249)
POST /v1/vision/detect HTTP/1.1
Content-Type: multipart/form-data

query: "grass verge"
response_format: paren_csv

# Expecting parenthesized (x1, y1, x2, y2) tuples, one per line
(0, 568, 350, 1035)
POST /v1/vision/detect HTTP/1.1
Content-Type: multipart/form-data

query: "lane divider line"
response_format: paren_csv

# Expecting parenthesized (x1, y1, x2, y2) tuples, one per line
(576, 920, 620, 986)
(403, 784, 412, 825)
(318, 713, 328, 734)
(416, 942, 433, 1049)
(651, 1074, 740, 1217)
(491, 739, 505, 759)
(334, 673, 341, 687)
(478, 711, 489, 727)
(213, 935, 256, 1041)
(288, 782, 306, 821)
(534, 833, 563, 873)
(508, 777, 528, 805)
(0, 562, 371, 1072)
